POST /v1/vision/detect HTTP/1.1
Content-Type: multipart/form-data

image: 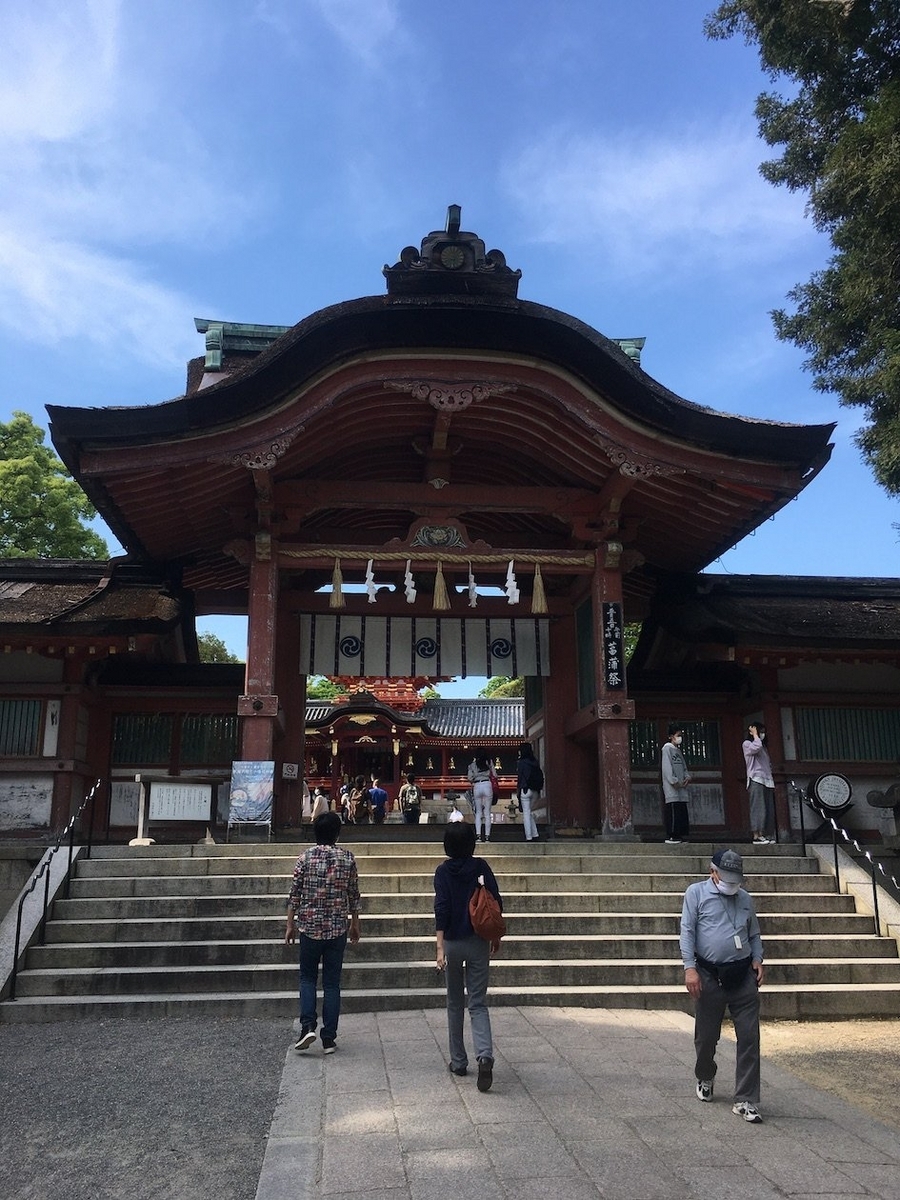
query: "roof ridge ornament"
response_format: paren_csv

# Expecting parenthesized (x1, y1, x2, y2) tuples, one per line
(383, 205, 522, 299)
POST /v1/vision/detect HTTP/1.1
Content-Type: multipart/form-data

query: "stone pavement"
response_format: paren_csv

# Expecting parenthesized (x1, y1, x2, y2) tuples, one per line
(257, 1007, 900, 1200)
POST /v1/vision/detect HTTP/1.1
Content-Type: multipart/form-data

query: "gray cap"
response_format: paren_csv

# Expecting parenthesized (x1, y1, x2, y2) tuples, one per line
(711, 848, 744, 883)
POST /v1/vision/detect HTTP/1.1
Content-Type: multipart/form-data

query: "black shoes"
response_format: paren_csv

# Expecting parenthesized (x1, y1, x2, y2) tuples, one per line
(477, 1056, 494, 1092)
(448, 1063, 467, 1076)
(294, 1030, 316, 1052)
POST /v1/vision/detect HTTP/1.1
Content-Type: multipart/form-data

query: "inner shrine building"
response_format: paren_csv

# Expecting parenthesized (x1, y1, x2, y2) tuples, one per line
(5, 206, 900, 841)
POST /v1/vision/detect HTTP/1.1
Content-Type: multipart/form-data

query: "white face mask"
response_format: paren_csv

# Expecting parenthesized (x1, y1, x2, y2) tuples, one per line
(673, 735, 683, 745)
(715, 878, 740, 896)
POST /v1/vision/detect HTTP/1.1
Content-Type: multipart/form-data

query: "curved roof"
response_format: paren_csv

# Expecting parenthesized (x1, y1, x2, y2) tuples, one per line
(46, 217, 835, 614)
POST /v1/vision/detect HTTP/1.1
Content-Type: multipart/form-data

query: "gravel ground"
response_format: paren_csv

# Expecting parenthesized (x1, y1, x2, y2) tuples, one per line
(0, 1017, 289, 1200)
(760, 1018, 900, 1133)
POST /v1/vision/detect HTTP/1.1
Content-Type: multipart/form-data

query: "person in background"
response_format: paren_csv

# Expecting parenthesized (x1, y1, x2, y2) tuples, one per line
(369, 777, 388, 824)
(662, 722, 692, 844)
(743, 723, 775, 845)
(311, 787, 329, 820)
(680, 848, 765, 1123)
(285, 810, 361, 1055)
(515, 742, 543, 842)
(348, 775, 369, 824)
(447, 798, 465, 823)
(466, 753, 495, 843)
(434, 821, 502, 1092)
(398, 773, 423, 824)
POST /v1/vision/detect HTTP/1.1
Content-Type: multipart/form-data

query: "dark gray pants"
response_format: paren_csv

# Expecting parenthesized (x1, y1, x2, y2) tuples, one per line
(693, 966, 760, 1104)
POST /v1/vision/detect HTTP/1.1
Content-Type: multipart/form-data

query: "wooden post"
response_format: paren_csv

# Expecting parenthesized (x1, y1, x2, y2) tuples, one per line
(592, 543, 636, 838)
(240, 539, 279, 762)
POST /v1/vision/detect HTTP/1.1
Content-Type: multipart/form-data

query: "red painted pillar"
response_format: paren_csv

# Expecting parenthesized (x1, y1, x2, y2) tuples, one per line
(592, 545, 636, 838)
(239, 539, 279, 762)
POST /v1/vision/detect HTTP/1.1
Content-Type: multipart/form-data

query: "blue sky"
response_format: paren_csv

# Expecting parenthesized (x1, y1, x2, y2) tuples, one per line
(2, 0, 897, 696)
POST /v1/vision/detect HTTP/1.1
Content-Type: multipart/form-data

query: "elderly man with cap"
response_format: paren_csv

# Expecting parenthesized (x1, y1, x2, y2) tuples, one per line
(680, 848, 765, 1123)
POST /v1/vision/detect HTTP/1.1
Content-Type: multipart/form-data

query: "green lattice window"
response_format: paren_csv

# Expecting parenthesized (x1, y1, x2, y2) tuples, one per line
(111, 713, 174, 766)
(181, 713, 239, 765)
(0, 699, 42, 756)
(795, 707, 900, 762)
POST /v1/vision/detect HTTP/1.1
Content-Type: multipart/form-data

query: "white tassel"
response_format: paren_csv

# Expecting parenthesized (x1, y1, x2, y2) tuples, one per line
(467, 560, 478, 608)
(365, 558, 377, 604)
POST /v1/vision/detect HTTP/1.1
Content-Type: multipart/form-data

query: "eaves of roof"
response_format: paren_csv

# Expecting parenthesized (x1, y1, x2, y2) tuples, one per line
(47, 295, 834, 471)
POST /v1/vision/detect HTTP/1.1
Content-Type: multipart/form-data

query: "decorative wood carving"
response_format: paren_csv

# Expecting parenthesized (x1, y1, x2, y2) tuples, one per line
(385, 380, 516, 412)
(594, 434, 685, 479)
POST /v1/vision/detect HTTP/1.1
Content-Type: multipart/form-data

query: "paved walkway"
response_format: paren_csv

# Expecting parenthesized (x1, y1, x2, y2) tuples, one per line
(258, 1007, 900, 1200)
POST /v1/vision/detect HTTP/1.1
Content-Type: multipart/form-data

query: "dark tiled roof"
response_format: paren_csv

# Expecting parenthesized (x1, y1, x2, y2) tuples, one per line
(421, 698, 524, 739)
(0, 560, 182, 633)
(303, 697, 525, 739)
(639, 573, 900, 659)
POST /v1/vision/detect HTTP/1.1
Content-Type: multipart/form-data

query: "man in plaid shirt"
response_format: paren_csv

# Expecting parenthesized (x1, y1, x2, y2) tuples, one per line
(285, 810, 361, 1054)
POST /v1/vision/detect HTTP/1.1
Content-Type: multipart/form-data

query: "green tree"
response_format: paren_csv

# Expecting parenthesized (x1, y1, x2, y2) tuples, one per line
(479, 676, 525, 698)
(706, 1, 900, 493)
(307, 676, 342, 700)
(0, 411, 108, 558)
(197, 632, 242, 663)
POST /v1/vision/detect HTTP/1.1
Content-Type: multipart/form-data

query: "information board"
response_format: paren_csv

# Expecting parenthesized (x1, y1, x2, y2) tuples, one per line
(149, 781, 213, 822)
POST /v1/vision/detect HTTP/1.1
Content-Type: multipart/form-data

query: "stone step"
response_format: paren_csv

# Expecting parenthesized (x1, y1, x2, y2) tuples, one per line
(12, 955, 900, 999)
(50, 884, 851, 922)
(75, 850, 814, 878)
(25, 931, 895, 970)
(64, 870, 835, 899)
(86, 839, 803, 859)
(4, 982, 900, 1024)
(6, 840, 898, 1023)
(40, 908, 874, 944)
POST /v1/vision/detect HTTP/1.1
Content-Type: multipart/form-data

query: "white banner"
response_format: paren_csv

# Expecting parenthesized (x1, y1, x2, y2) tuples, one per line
(299, 615, 550, 677)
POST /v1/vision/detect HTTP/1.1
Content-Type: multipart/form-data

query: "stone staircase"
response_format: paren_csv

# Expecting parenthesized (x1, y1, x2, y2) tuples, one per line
(2, 839, 900, 1022)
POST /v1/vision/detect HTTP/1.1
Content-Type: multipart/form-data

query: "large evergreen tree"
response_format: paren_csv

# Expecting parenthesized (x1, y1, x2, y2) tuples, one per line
(706, 1, 900, 493)
(0, 412, 108, 558)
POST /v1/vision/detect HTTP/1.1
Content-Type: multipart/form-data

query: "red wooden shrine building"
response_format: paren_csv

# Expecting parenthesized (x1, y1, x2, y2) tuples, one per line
(4, 207, 900, 841)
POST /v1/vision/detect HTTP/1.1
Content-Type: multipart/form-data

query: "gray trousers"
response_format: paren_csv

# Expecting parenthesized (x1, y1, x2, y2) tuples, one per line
(444, 934, 493, 1069)
(693, 966, 761, 1103)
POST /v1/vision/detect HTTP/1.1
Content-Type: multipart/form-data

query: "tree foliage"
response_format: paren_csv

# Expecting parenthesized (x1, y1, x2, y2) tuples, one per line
(307, 676, 342, 700)
(0, 411, 109, 558)
(706, 1, 900, 493)
(197, 632, 242, 663)
(479, 676, 525, 698)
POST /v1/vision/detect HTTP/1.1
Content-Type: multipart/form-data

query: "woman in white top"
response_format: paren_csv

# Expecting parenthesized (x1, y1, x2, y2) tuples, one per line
(466, 754, 495, 843)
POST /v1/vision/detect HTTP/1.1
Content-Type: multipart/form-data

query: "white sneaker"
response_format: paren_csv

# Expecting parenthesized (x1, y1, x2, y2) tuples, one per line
(733, 1101, 762, 1123)
(752, 836, 770, 845)
(664, 838, 680, 845)
(696, 1079, 714, 1102)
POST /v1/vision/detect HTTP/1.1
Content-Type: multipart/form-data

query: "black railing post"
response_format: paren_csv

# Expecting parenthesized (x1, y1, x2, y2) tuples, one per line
(868, 855, 881, 933)
(831, 820, 841, 895)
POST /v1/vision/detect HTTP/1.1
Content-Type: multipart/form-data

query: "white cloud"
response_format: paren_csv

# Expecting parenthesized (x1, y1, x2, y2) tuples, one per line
(307, 0, 405, 66)
(0, 0, 255, 367)
(503, 126, 817, 278)
(0, 228, 197, 369)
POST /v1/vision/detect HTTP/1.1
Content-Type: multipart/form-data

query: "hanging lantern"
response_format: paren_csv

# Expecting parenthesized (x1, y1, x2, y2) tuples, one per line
(407, 751, 414, 766)
(449, 756, 455, 769)
(427, 756, 434, 770)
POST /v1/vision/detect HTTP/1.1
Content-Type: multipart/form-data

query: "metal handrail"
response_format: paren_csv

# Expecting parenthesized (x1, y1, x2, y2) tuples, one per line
(821, 813, 900, 935)
(8, 778, 102, 1001)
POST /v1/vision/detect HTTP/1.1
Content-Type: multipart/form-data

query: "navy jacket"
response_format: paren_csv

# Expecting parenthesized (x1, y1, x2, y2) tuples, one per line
(434, 855, 502, 940)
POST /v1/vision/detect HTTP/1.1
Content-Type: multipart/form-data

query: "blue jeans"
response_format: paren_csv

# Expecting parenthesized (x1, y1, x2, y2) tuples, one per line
(298, 932, 347, 1042)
